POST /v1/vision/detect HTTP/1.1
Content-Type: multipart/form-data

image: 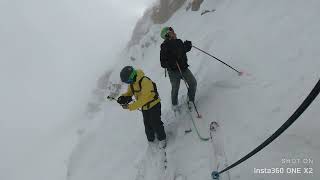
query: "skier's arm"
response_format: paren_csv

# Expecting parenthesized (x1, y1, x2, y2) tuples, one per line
(128, 79, 154, 111)
(160, 44, 168, 68)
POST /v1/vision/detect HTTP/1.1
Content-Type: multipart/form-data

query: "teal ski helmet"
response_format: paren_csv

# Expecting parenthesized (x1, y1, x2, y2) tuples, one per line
(120, 66, 137, 84)
(160, 26, 170, 39)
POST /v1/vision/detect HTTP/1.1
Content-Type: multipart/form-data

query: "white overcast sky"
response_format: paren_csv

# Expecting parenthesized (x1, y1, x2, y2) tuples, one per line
(0, 0, 157, 130)
(0, 0, 156, 179)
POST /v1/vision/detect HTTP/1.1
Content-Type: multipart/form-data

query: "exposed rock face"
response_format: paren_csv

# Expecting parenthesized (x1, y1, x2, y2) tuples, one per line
(127, 0, 187, 48)
(127, 9, 153, 48)
(201, 9, 216, 16)
(151, 0, 187, 24)
(191, 0, 204, 11)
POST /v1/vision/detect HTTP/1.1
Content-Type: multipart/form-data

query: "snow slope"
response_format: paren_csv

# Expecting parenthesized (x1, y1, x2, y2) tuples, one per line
(68, 0, 320, 180)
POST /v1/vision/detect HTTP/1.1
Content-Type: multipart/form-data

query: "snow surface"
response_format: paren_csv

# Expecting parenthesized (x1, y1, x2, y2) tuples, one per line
(68, 0, 320, 180)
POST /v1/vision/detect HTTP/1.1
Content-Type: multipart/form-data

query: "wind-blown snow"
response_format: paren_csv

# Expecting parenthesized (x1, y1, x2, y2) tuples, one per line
(68, 0, 320, 180)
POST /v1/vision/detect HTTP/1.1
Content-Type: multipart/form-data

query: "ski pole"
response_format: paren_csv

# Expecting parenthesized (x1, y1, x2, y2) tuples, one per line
(176, 62, 189, 89)
(175, 62, 202, 118)
(192, 45, 243, 76)
(106, 95, 117, 101)
(165, 68, 167, 77)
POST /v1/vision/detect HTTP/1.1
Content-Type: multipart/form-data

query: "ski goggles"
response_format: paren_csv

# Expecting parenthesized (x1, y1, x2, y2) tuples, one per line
(125, 69, 137, 84)
(166, 27, 174, 35)
(165, 27, 174, 38)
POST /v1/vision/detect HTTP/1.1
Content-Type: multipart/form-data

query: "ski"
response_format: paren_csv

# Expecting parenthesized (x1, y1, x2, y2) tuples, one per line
(209, 121, 231, 180)
(186, 102, 210, 141)
(209, 121, 219, 135)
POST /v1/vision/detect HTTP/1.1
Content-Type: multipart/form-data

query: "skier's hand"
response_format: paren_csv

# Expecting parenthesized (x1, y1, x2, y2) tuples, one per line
(117, 96, 125, 104)
(184, 40, 192, 48)
(121, 104, 129, 109)
(117, 96, 132, 105)
(183, 40, 192, 52)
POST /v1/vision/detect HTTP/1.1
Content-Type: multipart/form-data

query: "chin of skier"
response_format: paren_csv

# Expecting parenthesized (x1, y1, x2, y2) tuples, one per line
(160, 26, 197, 113)
(117, 66, 167, 149)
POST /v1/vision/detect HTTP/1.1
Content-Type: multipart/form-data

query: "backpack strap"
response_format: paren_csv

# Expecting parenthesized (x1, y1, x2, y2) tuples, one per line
(130, 76, 145, 94)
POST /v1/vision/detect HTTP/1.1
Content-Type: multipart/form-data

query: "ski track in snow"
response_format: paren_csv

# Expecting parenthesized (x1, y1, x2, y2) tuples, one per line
(133, 105, 186, 180)
(133, 94, 217, 180)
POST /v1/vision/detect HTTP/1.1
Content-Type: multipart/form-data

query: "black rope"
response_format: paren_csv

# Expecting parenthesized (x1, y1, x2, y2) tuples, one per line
(218, 79, 320, 175)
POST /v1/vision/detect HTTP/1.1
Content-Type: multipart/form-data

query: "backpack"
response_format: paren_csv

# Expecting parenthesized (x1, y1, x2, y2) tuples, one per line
(130, 76, 159, 109)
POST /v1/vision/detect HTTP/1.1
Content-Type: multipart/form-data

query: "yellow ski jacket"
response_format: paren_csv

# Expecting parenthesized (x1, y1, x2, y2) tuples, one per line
(121, 69, 160, 111)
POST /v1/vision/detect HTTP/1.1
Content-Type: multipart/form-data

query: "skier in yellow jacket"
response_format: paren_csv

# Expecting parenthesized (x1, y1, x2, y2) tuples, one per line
(117, 66, 167, 148)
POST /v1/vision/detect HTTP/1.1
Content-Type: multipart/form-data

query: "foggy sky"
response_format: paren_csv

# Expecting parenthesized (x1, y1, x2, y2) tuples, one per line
(0, 0, 156, 179)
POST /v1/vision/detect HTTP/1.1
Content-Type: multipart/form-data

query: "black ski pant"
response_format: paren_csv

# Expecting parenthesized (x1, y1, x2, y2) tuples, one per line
(142, 102, 166, 142)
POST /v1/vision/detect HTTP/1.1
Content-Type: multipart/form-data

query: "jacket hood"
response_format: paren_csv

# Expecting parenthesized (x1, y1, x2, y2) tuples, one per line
(134, 69, 145, 83)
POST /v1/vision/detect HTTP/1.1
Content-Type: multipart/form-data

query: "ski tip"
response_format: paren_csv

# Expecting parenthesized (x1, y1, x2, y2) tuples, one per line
(209, 121, 219, 131)
(197, 114, 202, 118)
(238, 71, 244, 76)
(210, 121, 219, 126)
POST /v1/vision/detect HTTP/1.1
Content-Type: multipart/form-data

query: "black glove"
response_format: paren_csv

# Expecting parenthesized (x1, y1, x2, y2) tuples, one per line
(117, 96, 132, 105)
(184, 40, 192, 52)
(184, 40, 192, 46)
